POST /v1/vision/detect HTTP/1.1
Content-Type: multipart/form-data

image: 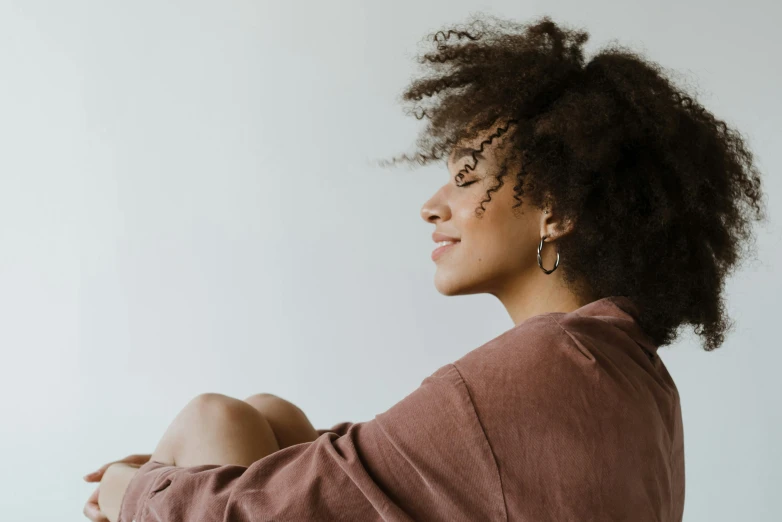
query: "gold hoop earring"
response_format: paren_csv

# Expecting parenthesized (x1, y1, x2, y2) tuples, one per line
(537, 235, 560, 274)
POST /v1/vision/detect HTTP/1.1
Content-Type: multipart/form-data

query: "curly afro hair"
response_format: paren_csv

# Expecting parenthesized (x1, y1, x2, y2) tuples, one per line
(377, 13, 768, 351)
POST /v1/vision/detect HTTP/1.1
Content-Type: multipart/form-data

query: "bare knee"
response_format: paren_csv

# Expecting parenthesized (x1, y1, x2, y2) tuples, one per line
(244, 393, 301, 413)
(187, 393, 258, 425)
(243, 393, 319, 448)
(158, 392, 280, 466)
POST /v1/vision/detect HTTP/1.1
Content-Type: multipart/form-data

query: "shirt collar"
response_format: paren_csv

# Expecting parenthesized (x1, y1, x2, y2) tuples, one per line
(571, 295, 659, 356)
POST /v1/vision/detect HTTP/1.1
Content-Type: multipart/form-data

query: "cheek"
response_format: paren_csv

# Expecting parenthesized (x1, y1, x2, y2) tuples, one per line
(460, 203, 531, 264)
(455, 212, 501, 258)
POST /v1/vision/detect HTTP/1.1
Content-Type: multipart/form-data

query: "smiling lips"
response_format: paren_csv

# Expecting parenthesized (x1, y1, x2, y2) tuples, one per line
(432, 240, 460, 261)
(432, 232, 461, 243)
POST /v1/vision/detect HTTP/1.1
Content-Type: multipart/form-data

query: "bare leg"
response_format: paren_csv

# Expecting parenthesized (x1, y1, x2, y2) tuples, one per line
(151, 393, 281, 468)
(243, 393, 320, 449)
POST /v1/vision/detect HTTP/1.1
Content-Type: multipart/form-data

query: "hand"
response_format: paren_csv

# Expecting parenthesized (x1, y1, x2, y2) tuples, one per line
(83, 454, 151, 483)
(83, 454, 150, 521)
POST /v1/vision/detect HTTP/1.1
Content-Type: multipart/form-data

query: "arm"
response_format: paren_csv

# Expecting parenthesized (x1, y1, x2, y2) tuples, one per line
(97, 463, 141, 522)
(117, 363, 506, 522)
(314, 420, 354, 437)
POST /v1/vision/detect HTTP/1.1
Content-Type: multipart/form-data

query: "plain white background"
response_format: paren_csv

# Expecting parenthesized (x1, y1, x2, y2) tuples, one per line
(0, 1, 779, 520)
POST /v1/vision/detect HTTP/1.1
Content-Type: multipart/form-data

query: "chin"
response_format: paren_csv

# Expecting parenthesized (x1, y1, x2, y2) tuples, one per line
(435, 284, 463, 297)
(433, 269, 481, 296)
(434, 259, 505, 296)
(433, 270, 462, 296)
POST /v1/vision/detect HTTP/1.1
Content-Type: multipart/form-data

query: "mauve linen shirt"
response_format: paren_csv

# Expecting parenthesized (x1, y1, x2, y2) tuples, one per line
(117, 295, 685, 521)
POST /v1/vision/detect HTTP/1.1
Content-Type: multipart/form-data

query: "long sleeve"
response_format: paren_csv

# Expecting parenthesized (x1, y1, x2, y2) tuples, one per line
(117, 363, 507, 522)
(315, 421, 354, 437)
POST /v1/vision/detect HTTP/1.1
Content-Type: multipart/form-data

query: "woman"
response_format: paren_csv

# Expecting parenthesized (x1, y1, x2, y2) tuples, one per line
(83, 14, 766, 522)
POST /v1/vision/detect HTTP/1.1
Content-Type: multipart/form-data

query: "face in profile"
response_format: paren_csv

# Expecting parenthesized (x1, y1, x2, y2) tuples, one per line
(420, 122, 558, 299)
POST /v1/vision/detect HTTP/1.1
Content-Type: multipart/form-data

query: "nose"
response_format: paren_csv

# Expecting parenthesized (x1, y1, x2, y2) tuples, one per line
(420, 190, 450, 224)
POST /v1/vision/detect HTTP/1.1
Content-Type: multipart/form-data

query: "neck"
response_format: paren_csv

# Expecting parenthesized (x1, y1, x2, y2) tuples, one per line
(496, 270, 592, 326)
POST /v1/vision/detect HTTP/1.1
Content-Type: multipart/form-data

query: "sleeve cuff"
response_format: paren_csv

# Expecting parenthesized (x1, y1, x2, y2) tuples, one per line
(117, 460, 181, 522)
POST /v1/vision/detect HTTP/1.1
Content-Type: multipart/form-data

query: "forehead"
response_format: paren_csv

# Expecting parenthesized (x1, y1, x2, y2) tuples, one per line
(448, 119, 509, 161)
(447, 128, 502, 170)
(446, 123, 522, 181)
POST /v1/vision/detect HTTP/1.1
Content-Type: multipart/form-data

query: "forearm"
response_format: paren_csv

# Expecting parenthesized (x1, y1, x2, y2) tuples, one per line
(99, 463, 141, 522)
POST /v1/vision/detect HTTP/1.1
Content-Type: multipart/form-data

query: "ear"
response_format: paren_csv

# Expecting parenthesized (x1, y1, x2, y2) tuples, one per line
(539, 204, 575, 241)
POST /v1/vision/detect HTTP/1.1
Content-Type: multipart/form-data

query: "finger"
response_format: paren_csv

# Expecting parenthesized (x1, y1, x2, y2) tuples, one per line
(83, 464, 111, 482)
(122, 453, 152, 465)
(83, 471, 105, 482)
(83, 461, 116, 481)
(84, 454, 151, 481)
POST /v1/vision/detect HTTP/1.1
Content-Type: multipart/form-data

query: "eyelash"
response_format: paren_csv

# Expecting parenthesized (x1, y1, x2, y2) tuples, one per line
(456, 180, 477, 188)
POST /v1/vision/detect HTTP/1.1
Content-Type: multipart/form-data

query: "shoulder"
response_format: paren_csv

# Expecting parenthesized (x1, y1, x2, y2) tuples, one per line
(451, 311, 615, 409)
(453, 313, 585, 381)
